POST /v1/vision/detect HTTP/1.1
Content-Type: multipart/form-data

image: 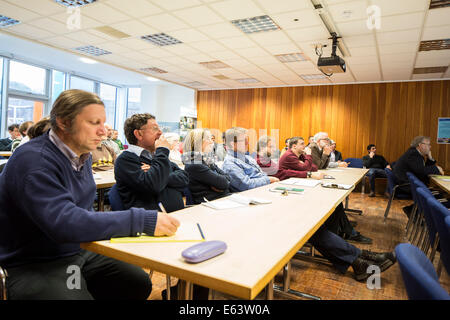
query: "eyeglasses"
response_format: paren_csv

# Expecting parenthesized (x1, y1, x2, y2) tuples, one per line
(139, 125, 161, 132)
(420, 142, 431, 146)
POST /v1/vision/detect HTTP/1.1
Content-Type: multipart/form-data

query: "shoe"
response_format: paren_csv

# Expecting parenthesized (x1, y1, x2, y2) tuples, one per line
(360, 250, 396, 270)
(368, 192, 375, 197)
(402, 205, 413, 218)
(345, 232, 373, 244)
(351, 257, 375, 281)
(161, 284, 178, 300)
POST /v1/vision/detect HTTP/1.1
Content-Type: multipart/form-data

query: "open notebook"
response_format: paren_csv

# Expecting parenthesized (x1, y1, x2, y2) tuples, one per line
(201, 194, 272, 210)
(110, 222, 205, 243)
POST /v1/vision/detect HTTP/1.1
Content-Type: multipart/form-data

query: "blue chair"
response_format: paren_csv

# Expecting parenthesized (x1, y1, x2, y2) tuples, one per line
(416, 187, 438, 259)
(344, 158, 363, 168)
(383, 168, 410, 221)
(427, 197, 450, 276)
(395, 243, 450, 300)
(108, 184, 124, 211)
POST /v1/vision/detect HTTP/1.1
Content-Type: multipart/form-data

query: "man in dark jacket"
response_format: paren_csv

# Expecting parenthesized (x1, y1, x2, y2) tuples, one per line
(393, 136, 444, 216)
(0, 124, 20, 151)
(362, 144, 391, 197)
(115, 113, 189, 213)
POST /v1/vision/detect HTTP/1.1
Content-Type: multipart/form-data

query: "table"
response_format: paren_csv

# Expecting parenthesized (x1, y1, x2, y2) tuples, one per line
(0, 151, 12, 158)
(82, 168, 368, 299)
(94, 170, 116, 211)
(430, 175, 450, 194)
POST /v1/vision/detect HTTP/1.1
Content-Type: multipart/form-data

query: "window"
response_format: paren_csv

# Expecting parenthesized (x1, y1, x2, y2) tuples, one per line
(70, 76, 94, 92)
(127, 87, 141, 118)
(9, 60, 46, 95)
(7, 97, 44, 126)
(99, 83, 117, 126)
(0, 58, 3, 117)
(51, 70, 66, 105)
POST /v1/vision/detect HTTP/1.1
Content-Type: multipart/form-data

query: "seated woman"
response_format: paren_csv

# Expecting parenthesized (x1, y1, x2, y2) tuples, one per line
(165, 132, 184, 168)
(182, 128, 231, 204)
(92, 137, 116, 171)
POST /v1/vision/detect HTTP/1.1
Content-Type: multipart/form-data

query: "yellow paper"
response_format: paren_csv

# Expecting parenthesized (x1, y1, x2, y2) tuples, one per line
(110, 223, 205, 243)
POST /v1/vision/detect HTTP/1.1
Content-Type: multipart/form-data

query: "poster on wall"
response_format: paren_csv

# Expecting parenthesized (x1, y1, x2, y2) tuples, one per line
(437, 118, 450, 144)
(179, 116, 197, 139)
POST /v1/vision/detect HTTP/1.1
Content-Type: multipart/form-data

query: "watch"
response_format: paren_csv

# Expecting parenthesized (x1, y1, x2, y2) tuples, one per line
(307, 171, 312, 178)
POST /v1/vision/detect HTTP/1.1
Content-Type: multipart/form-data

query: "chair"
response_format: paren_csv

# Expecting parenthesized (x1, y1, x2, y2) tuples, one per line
(427, 197, 450, 276)
(416, 187, 438, 259)
(344, 158, 363, 168)
(383, 168, 410, 221)
(108, 184, 124, 211)
(0, 265, 7, 300)
(395, 243, 450, 300)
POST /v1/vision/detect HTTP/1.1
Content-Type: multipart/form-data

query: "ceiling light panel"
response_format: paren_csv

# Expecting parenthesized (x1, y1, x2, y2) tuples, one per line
(301, 74, 327, 80)
(0, 15, 20, 28)
(141, 33, 182, 46)
(235, 78, 259, 83)
(185, 81, 206, 87)
(419, 39, 450, 51)
(140, 67, 168, 74)
(199, 61, 230, 69)
(275, 53, 307, 63)
(231, 15, 280, 34)
(429, 0, 450, 9)
(413, 66, 448, 74)
(54, 0, 97, 7)
(74, 45, 111, 56)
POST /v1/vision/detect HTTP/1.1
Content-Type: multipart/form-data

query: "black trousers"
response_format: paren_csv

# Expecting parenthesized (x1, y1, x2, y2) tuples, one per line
(323, 203, 354, 237)
(6, 249, 152, 300)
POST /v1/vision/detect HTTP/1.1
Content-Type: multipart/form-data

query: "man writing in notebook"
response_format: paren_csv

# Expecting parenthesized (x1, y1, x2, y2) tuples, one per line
(223, 127, 395, 281)
(0, 89, 179, 300)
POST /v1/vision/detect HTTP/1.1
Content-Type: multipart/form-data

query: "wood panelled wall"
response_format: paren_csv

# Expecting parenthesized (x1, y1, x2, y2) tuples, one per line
(197, 80, 450, 171)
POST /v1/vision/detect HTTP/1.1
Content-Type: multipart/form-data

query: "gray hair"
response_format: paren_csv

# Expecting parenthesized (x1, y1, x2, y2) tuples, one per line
(313, 132, 328, 143)
(411, 136, 430, 148)
(257, 135, 271, 152)
(225, 127, 247, 148)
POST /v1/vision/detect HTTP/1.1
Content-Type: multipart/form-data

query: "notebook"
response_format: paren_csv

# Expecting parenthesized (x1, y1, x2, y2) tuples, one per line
(201, 194, 272, 210)
(110, 222, 205, 243)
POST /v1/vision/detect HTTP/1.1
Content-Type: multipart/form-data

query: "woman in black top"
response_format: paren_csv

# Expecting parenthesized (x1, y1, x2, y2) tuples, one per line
(182, 128, 231, 204)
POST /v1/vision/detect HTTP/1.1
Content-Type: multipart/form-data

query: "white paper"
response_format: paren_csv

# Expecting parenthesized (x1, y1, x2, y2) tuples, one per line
(279, 178, 322, 187)
(201, 199, 246, 210)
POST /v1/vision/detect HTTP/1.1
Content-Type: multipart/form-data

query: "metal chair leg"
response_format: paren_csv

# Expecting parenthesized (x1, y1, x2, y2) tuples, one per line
(429, 234, 440, 263)
(0, 266, 7, 300)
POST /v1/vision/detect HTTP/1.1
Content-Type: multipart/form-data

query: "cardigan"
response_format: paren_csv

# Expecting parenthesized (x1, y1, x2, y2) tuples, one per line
(274, 149, 318, 180)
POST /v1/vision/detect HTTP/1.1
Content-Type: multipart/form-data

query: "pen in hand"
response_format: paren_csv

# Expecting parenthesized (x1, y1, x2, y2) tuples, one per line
(158, 202, 168, 214)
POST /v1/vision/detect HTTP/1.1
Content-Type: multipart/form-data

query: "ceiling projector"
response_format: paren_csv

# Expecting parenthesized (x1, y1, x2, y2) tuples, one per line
(317, 33, 346, 75)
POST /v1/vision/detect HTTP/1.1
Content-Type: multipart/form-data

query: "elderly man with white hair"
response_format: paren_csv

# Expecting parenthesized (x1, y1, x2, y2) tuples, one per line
(165, 132, 184, 168)
(305, 132, 333, 169)
(102, 123, 121, 155)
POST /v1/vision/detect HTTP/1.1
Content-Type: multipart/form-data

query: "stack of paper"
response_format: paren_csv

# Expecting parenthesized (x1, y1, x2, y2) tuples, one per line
(202, 194, 272, 210)
(279, 178, 322, 187)
(321, 182, 353, 190)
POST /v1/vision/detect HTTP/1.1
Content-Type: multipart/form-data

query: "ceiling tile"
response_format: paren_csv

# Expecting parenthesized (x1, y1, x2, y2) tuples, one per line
(65, 30, 108, 45)
(184, 53, 215, 63)
(110, 20, 159, 37)
(378, 42, 419, 55)
(344, 34, 376, 48)
(116, 37, 154, 50)
(422, 25, 450, 41)
(346, 55, 379, 65)
(8, 0, 66, 15)
(248, 30, 292, 46)
(81, 3, 131, 24)
(120, 51, 153, 63)
(377, 29, 421, 45)
(95, 41, 130, 54)
(415, 51, 450, 68)
(327, 0, 369, 23)
(285, 26, 329, 42)
(6, 23, 55, 40)
(169, 28, 210, 43)
(42, 35, 84, 49)
(26, 17, 69, 35)
(412, 73, 443, 80)
(383, 71, 412, 81)
(330, 72, 355, 83)
(371, 0, 429, 16)
(209, 0, 265, 20)
(50, 12, 103, 30)
(140, 47, 176, 58)
(0, 1, 40, 22)
(264, 43, 303, 55)
(336, 19, 372, 37)
(208, 50, 242, 60)
(141, 13, 190, 32)
(189, 40, 228, 52)
(236, 46, 269, 58)
(348, 46, 377, 56)
(250, 55, 281, 65)
(255, 0, 311, 14)
(105, 0, 163, 18)
(425, 7, 450, 28)
(152, 0, 203, 11)
(197, 22, 243, 39)
(160, 55, 192, 65)
(353, 70, 381, 81)
(173, 5, 225, 26)
(271, 9, 321, 30)
(378, 12, 425, 33)
(218, 36, 257, 49)
(163, 43, 200, 55)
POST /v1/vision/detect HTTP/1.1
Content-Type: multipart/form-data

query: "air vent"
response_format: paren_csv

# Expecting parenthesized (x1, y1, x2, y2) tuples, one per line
(199, 61, 230, 69)
(95, 26, 130, 39)
(235, 78, 259, 84)
(74, 45, 111, 56)
(141, 33, 182, 46)
(413, 66, 448, 74)
(275, 53, 307, 63)
(419, 39, 450, 51)
(429, 0, 450, 9)
(185, 81, 206, 87)
(0, 15, 20, 28)
(54, 0, 97, 7)
(213, 75, 229, 80)
(140, 67, 168, 74)
(231, 15, 280, 34)
(301, 74, 327, 80)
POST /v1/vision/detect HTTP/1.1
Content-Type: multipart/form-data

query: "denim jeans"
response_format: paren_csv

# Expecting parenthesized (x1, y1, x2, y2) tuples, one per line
(366, 168, 387, 192)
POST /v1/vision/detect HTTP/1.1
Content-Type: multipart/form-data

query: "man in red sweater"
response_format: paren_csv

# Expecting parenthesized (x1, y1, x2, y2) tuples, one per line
(276, 136, 324, 180)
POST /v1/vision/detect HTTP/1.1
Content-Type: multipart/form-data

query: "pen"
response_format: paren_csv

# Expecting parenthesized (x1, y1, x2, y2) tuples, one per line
(158, 202, 167, 213)
(197, 223, 205, 240)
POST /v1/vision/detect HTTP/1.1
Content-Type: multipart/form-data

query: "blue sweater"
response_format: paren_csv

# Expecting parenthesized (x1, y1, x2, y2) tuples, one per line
(0, 133, 157, 268)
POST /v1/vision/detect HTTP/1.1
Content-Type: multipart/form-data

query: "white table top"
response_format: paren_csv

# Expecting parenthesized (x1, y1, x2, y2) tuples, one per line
(82, 168, 368, 299)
